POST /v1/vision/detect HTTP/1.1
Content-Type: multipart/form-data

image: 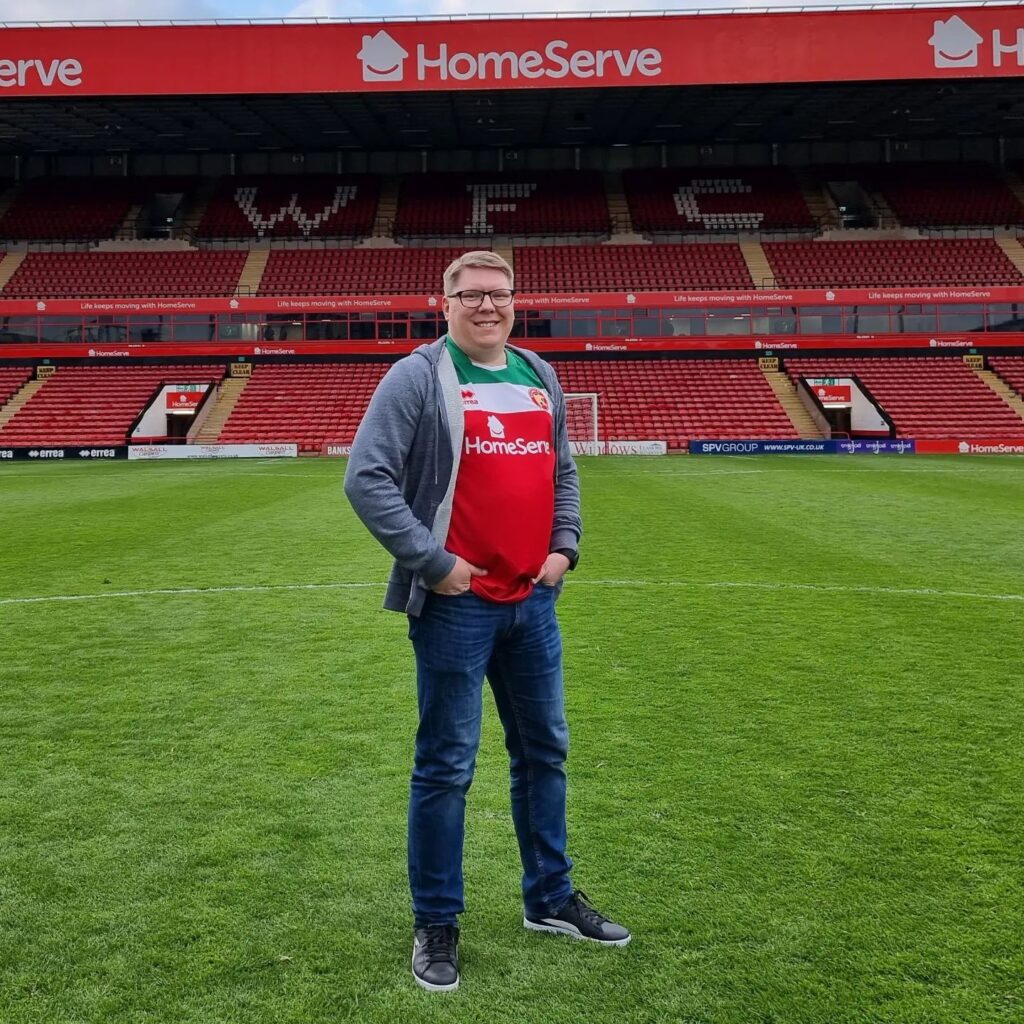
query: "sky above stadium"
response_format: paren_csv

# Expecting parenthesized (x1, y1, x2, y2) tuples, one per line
(0, 0, 984, 26)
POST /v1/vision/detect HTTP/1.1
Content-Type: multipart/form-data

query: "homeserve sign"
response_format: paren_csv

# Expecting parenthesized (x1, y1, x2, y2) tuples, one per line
(358, 29, 662, 84)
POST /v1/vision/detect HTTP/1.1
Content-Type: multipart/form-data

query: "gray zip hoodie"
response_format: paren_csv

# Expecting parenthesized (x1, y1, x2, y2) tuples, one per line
(344, 335, 582, 616)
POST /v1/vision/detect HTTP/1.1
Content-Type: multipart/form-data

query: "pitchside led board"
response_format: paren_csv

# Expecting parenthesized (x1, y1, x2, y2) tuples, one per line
(1, 6, 1024, 97)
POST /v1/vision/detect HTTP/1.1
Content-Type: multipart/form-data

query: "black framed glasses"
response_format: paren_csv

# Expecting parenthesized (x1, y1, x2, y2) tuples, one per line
(447, 289, 515, 308)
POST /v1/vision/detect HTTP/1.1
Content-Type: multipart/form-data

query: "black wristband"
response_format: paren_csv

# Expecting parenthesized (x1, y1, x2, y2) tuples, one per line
(553, 548, 579, 571)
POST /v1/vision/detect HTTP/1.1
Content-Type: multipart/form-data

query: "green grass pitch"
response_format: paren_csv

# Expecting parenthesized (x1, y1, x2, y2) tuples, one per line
(1, 456, 1021, 1024)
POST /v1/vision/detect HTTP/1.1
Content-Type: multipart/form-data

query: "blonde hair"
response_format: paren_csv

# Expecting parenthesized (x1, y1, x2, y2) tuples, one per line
(442, 250, 514, 295)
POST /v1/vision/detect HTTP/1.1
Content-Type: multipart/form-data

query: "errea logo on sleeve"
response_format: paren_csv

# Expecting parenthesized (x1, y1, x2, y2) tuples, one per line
(0, 56, 82, 88)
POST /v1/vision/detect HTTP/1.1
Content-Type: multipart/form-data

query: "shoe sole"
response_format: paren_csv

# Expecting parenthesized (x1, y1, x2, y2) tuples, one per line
(523, 917, 631, 947)
(411, 948, 459, 992)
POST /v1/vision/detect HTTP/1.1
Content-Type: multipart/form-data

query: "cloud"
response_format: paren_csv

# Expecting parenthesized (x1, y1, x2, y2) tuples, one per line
(282, 0, 913, 16)
(1, 0, 913, 26)
(1, 0, 222, 20)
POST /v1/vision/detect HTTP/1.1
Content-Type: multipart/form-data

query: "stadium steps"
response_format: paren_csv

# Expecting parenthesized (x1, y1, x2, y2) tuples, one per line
(0, 185, 19, 222)
(493, 245, 514, 272)
(975, 368, 1024, 420)
(604, 171, 635, 236)
(1000, 167, 1024, 214)
(762, 370, 826, 439)
(740, 240, 774, 288)
(236, 250, 271, 296)
(865, 188, 898, 228)
(994, 236, 1024, 277)
(793, 169, 840, 230)
(118, 203, 143, 239)
(180, 177, 217, 237)
(0, 251, 26, 291)
(371, 176, 400, 237)
(0, 378, 45, 431)
(195, 377, 250, 442)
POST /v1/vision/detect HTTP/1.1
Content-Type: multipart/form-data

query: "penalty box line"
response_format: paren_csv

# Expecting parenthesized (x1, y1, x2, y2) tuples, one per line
(1, 578, 1022, 606)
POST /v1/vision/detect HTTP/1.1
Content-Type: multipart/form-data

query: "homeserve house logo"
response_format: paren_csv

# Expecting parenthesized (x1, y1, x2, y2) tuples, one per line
(930, 15, 1024, 69)
(465, 415, 552, 456)
(358, 31, 409, 83)
(0, 54, 82, 89)
(358, 29, 662, 85)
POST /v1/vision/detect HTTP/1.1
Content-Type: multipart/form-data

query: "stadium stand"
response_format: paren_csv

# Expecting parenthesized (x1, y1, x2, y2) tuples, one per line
(786, 357, 1024, 438)
(513, 243, 754, 292)
(0, 365, 32, 406)
(0, 365, 224, 446)
(762, 238, 1022, 288)
(394, 172, 610, 236)
(257, 247, 466, 295)
(550, 358, 795, 450)
(624, 167, 815, 233)
(215, 362, 390, 452)
(989, 355, 1024, 396)
(1, 251, 249, 298)
(854, 162, 1024, 227)
(0, 177, 193, 241)
(196, 175, 380, 239)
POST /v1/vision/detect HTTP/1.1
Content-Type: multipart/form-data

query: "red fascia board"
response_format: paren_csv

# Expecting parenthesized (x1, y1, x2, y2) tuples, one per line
(4, 286, 1024, 316)
(2, 7, 1023, 97)
(2, 335, 1021, 361)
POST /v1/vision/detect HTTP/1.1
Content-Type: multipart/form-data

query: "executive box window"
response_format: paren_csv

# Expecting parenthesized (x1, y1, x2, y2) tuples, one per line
(849, 305, 890, 333)
(0, 316, 40, 343)
(937, 304, 984, 333)
(752, 306, 798, 335)
(128, 321, 170, 343)
(706, 309, 752, 336)
(349, 314, 376, 341)
(171, 314, 216, 342)
(570, 317, 598, 338)
(986, 304, 1024, 331)
(631, 313, 661, 336)
(663, 313, 705, 337)
(410, 312, 441, 339)
(306, 315, 349, 341)
(892, 304, 938, 334)
(600, 319, 631, 337)
(7, 300, 1024, 348)
(217, 313, 261, 341)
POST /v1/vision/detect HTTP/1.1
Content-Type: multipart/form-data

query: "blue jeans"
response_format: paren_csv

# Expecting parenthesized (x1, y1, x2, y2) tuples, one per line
(407, 585, 574, 927)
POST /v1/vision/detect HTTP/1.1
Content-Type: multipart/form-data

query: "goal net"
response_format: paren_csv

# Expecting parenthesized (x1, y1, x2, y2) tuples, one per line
(565, 392, 601, 455)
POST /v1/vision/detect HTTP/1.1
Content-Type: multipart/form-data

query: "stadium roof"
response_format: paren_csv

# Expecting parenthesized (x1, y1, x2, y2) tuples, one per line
(2, 3, 1023, 155)
(2, 0, 1022, 29)
(6, 79, 1023, 155)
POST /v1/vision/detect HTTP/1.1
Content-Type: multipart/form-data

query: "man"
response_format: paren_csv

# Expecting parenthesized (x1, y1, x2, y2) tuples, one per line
(344, 250, 629, 993)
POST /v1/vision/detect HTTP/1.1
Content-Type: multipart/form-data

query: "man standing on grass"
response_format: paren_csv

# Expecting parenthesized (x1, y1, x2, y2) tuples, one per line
(344, 250, 630, 993)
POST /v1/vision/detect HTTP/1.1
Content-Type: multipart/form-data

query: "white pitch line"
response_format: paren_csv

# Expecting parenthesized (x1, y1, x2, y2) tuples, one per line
(1, 577, 1021, 607)
(584, 579, 1024, 602)
(0, 582, 382, 606)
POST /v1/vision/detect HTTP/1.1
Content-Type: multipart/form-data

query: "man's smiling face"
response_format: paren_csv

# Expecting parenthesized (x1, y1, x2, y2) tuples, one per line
(442, 266, 515, 365)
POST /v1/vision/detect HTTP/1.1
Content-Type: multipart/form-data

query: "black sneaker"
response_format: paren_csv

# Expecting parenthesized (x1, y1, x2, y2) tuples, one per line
(411, 924, 459, 992)
(524, 890, 631, 946)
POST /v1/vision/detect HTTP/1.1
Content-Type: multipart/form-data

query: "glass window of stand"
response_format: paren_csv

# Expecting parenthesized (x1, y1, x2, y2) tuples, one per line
(0, 316, 41, 343)
(706, 308, 752, 336)
(937, 304, 984, 333)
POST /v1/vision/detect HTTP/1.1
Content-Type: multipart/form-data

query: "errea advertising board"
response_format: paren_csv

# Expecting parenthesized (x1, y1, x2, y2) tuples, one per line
(2, 6, 1023, 97)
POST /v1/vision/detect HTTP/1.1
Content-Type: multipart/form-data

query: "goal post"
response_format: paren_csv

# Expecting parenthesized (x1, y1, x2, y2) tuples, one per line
(565, 392, 600, 455)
